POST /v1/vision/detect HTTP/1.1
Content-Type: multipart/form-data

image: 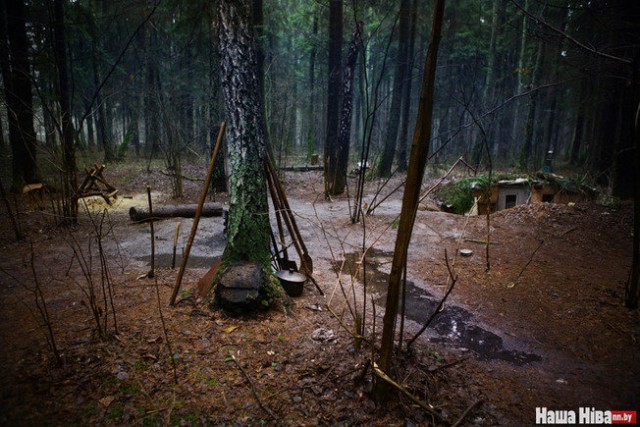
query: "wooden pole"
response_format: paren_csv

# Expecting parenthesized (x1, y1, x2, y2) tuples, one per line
(266, 158, 313, 273)
(374, 0, 446, 402)
(170, 122, 226, 305)
(146, 186, 155, 278)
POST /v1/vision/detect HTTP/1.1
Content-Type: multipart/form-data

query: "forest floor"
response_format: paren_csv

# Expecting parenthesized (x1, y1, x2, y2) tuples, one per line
(0, 157, 638, 426)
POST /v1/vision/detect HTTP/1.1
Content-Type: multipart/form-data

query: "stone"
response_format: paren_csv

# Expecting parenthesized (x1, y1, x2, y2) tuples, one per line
(215, 261, 264, 312)
(311, 328, 337, 342)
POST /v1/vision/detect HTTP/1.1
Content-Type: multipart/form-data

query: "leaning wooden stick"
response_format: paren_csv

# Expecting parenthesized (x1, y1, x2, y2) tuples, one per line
(169, 122, 226, 305)
(266, 158, 314, 274)
(265, 159, 324, 295)
(171, 222, 181, 269)
(146, 186, 155, 278)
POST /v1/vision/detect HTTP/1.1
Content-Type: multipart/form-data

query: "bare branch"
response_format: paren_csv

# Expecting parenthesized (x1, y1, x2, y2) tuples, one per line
(509, 0, 632, 65)
(228, 354, 277, 421)
(406, 249, 458, 349)
(373, 362, 443, 423)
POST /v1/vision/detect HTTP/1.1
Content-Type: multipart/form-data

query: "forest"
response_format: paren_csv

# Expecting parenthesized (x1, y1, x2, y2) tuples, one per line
(0, 0, 639, 425)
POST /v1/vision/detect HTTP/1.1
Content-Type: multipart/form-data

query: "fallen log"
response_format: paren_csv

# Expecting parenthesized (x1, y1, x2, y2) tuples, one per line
(278, 165, 324, 172)
(129, 203, 224, 222)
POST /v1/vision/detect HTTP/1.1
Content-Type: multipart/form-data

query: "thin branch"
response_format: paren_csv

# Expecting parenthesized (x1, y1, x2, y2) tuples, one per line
(509, 0, 632, 65)
(407, 250, 457, 349)
(428, 356, 469, 373)
(452, 400, 483, 427)
(508, 239, 544, 288)
(228, 354, 277, 421)
(29, 242, 62, 365)
(326, 304, 370, 344)
(154, 276, 178, 384)
(373, 362, 443, 422)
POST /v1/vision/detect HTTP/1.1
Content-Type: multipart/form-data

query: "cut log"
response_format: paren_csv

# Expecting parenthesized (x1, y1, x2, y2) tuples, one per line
(129, 203, 224, 222)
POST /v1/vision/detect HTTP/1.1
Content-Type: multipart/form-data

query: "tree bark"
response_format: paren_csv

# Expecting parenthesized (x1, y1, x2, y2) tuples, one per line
(323, 0, 343, 197)
(518, 40, 544, 170)
(628, 76, 639, 308)
(307, 12, 318, 157)
(377, 0, 410, 177)
(0, 0, 38, 190)
(510, 0, 530, 157)
(570, 108, 585, 165)
(396, 0, 418, 172)
(208, 12, 227, 193)
(217, 0, 271, 270)
(332, 22, 363, 195)
(144, 22, 160, 157)
(53, 0, 78, 222)
(374, 0, 446, 402)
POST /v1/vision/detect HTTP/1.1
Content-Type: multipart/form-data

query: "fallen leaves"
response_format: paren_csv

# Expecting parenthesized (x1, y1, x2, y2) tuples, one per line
(99, 395, 115, 407)
(224, 325, 240, 334)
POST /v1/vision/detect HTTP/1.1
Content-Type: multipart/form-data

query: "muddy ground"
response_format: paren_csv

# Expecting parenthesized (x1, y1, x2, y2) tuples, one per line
(0, 158, 638, 426)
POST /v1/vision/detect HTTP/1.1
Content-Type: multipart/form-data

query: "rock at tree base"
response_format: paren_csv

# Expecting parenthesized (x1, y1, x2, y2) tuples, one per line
(214, 261, 264, 312)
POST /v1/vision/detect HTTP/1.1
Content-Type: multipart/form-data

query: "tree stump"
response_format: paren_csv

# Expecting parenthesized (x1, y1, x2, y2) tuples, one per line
(214, 261, 264, 312)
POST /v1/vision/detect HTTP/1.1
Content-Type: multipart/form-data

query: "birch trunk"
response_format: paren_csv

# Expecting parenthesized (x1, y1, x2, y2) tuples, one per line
(217, 0, 271, 270)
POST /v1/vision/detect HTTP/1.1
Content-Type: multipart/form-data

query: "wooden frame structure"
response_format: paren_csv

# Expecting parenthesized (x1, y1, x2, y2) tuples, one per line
(77, 163, 118, 205)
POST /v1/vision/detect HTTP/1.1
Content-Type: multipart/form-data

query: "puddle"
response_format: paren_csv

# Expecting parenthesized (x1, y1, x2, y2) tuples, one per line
(340, 250, 542, 365)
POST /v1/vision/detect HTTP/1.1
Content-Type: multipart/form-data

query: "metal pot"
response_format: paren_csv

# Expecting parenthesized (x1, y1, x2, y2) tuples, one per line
(276, 269, 306, 297)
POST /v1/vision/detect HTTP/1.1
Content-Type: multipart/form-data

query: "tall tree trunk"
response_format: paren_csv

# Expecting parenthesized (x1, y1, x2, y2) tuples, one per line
(591, 80, 617, 188)
(518, 40, 544, 170)
(570, 96, 585, 165)
(374, 0, 446, 402)
(91, 39, 114, 161)
(0, 0, 38, 190)
(209, 11, 226, 193)
(510, 0, 530, 156)
(144, 24, 160, 157)
(53, 0, 78, 222)
(307, 13, 318, 157)
(628, 65, 639, 308)
(483, 0, 499, 104)
(333, 22, 363, 195)
(378, 0, 410, 177)
(396, 0, 418, 172)
(217, 0, 270, 269)
(42, 96, 57, 148)
(85, 103, 95, 148)
(485, 0, 505, 158)
(0, 109, 5, 152)
(323, 0, 343, 197)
